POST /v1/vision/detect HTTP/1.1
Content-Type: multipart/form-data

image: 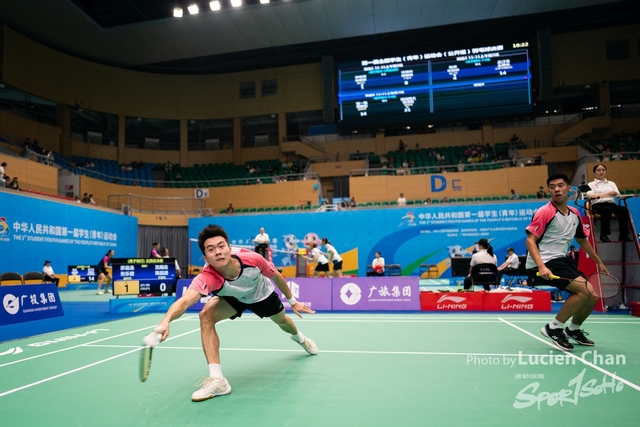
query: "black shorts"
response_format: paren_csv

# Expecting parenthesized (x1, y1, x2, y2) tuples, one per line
(332, 260, 343, 271)
(528, 257, 585, 290)
(315, 262, 329, 272)
(97, 266, 109, 275)
(221, 291, 284, 319)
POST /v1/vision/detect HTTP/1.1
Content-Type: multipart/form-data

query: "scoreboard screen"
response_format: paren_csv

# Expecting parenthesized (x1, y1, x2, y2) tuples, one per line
(111, 258, 176, 295)
(68, 265, 97, 282)
(337, 42, 532, 127)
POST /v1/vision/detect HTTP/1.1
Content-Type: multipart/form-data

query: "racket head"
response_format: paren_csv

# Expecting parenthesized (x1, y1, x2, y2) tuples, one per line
(139, 345, 153, 382)
(587, 272, 621, 299)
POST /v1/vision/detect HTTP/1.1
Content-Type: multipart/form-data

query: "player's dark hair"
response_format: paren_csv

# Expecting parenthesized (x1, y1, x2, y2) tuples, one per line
(593, 163, 607, 173)
(198, 225, 229, 254)
(321, 237, 331, 245)
(546, 173, 570, 186)
(106, 249, 114, 257)
(152, 242, 159, 247)
(159, 247, 168, 257)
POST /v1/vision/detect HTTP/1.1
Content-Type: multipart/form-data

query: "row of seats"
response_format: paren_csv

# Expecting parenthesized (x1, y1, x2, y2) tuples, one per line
(0, 271, 49, 285)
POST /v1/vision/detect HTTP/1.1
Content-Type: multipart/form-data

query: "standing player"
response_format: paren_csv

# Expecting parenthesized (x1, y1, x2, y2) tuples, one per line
(96, 249, 114, 295)
(321, 237, 343, 277)
(308, 241, 330, 278)
(146, 225, 317, 402)
(525, 174, 608, 350)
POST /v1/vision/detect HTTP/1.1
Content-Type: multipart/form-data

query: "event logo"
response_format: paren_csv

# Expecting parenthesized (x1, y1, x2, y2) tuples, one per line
(436, 295, 467, 309)
(0, 217, 9, 237)
(2, 294, 20, 315)
(399, 212, 416, 227)
(340, 282, 362, 305)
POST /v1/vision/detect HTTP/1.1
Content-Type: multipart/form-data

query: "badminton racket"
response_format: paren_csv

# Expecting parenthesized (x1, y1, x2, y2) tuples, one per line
(536, 272, 620, 299)
(140, 331, 162, 382)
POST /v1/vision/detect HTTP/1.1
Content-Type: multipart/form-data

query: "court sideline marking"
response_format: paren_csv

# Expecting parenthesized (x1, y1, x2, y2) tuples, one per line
(0, 317, 209, 398)
(499, 317, 640, 392)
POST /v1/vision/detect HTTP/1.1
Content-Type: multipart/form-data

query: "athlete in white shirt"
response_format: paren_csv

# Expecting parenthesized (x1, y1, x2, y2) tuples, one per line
(496, 248, 520, 286)
(321, 237, 343, 277)
(463, 238, 497, 290)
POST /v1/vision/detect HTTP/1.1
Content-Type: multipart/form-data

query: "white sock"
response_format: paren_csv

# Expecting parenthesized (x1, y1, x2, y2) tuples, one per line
(568, 322, 582, 331)
(548, 319, 564, 330)
(208, 363, 223, 379)
(291, 332, 305, 343)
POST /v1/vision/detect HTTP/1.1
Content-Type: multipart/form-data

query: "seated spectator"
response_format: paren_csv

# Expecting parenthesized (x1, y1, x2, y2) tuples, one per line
(441, 196, 449, 203)
(248, 164, 256, 175)
(536, 186, 546, 198)
(341, 198, 349, 208)
(89, 194, 96, 205)
(8, 177, 20, 190)
(457, 161, 464, 172)
(424, 197, 431, 205)
(165, 161, 173, 172)
(367, 252, 385, 276)
(509, 189, 519, 200)
(74, 196, 81, 203)
(42, 260, 60, 287)
(226, 203, 235, 213)
(81, 193, 91, 203)
(397, 193, 407, 206)
(0, 162, 6, 188)
(175, 170, 183, 181)
(349, 197, 357, 208)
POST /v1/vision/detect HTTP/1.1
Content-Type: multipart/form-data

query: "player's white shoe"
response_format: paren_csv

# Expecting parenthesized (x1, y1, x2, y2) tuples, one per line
(290, 335, 318, 355)
(104, 288, 111, 293)
(96, 291, 104, 295)
(191, 377, 232, 402)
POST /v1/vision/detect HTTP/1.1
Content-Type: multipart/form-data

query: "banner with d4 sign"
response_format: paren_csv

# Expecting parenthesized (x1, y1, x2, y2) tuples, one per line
(0, 284, 64, 325)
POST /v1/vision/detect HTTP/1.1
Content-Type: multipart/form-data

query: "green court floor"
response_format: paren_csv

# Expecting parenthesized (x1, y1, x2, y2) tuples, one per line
(1, 313, 639, 427)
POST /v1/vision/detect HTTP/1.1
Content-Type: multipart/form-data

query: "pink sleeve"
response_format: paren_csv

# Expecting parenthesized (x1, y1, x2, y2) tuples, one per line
(525, 204, 554, 239)
(188, 267, 224, 295)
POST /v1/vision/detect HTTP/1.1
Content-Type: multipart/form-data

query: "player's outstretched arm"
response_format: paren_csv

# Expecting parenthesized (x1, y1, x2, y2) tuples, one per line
(272, 271, 315, 318)
(155, 288, 202, 342)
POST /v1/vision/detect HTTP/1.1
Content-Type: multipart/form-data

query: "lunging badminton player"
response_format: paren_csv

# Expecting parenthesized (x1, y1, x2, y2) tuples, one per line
(146, 224, 317, 402)
(525, 174, 608, 351)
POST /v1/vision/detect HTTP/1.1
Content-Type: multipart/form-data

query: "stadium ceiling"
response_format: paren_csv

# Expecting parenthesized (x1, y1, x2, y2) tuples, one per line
(0, 0, 637, 74)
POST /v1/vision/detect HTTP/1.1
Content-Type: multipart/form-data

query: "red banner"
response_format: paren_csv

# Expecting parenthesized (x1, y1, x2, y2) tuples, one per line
(483, 291, 551, 311)
(420, 292, 484, 311)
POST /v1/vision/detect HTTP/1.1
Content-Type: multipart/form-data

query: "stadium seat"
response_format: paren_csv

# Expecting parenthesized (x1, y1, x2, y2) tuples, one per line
(0, 272, 23, 285)
(23, 271, 45, 284)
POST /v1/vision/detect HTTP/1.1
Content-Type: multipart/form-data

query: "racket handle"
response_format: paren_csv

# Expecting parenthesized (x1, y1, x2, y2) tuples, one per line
(535, 272, 560, 279)
(143, 331, 162, 347)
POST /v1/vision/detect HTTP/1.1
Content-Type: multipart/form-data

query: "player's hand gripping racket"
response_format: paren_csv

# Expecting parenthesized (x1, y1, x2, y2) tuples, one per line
(536, 272, 621, 299)
(140, 330, 162, 382)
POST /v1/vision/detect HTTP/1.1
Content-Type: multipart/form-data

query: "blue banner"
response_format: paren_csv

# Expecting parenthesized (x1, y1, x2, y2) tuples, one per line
(0, 191, 138, 275)
(0, 284, 64, 325)
(189, 201, 547, 277)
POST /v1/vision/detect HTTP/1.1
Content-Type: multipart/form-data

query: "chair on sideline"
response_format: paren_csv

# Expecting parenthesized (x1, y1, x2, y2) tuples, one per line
(23, 271, 45, 284)
(0, 272, 23, 285)
(386, 264, 401, 276)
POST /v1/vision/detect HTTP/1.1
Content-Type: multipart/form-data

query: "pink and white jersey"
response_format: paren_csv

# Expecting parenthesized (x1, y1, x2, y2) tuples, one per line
(525, 202, 588, 268)
(189, 250, 279, 303)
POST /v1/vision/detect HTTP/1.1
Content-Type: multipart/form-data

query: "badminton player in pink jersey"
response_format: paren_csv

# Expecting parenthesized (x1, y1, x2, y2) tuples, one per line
(145, 224, 317, 402)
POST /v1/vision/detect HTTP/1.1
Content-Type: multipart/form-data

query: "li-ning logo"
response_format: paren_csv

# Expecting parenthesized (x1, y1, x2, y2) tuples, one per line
(436, 295, 467, 309)
(2, 294, 20, 315)
(501, 294, 534, 309)
(340, 283, 362, 305)
(0, 217, 9, 236)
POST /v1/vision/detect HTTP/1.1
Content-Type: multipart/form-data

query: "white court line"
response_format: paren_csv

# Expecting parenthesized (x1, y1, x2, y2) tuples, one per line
(498, 317, 640, 392)
(0, 323, 205, 398)
(180, 317, 640, 324)
(0, 315, 198, 369)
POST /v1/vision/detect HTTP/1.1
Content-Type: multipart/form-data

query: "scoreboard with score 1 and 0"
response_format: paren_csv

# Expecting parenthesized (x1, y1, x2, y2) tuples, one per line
(111, 257, 176, 295)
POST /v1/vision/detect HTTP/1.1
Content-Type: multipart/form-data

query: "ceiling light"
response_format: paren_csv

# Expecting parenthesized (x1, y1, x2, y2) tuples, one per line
(260, 0, 270, 4)
(209, 1, 221, 11)
(187, 4, 199, 14)
(231, 0, 242, 7)
(173, 7, 183, 18)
